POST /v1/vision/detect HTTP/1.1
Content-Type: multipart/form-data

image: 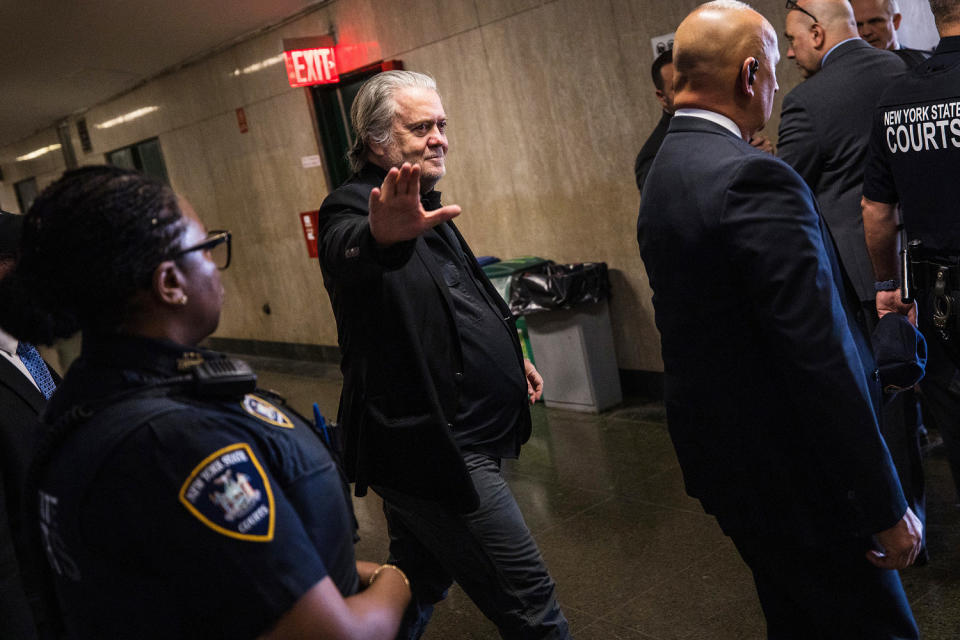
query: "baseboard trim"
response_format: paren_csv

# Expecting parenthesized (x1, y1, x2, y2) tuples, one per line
(204, 337, 341, 363)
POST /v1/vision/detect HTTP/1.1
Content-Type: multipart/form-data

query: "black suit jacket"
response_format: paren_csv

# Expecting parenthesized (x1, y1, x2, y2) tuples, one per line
(778, 39, 907, 302)
(638, 116, 907, 543)
(316, 164, 531, 513)
(0, 354, 58, 639)
(634, 111, 672, 192)
(893, 46, 931, 68)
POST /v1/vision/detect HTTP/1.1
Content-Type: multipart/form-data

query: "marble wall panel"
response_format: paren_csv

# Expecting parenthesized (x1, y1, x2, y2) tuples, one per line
(475, 0, 546, 25)
(328, 0, 384, 72)
(369, 0, 479, 59)
(473, 0, 665, 369)
(160, 123, 219, 227)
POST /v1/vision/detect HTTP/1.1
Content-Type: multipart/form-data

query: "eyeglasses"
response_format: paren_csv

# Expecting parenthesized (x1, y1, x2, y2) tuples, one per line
(785, 0, 819, 24)
(174, 230, 232, 270)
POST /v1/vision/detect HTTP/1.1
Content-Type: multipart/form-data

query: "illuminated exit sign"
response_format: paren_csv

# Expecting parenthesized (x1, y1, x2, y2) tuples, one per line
(283, 36, 339, 87)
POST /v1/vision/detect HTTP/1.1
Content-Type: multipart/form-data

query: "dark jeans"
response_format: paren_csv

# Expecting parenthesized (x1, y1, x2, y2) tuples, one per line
(373, 452, 570, 640)
(731, 534, 918, 640)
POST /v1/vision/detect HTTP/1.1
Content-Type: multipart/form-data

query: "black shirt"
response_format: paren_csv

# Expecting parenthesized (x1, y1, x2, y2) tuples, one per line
(422, 193, 526, 458)
(37, 335, 358, 639)
(863, 36, 960, 254)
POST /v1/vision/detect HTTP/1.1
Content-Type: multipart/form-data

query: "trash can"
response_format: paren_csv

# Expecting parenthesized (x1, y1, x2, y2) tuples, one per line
(509, 262, 622, 413)
(481, 257, 550, 363)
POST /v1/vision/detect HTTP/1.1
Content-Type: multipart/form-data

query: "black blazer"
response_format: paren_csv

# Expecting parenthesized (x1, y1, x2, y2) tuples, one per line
(638, 116, 907, 543)
(0, 355, 58, 639)
(635, 111, 672, 192)
(316, 164, 531, 513)
(778, 39, 907, 302)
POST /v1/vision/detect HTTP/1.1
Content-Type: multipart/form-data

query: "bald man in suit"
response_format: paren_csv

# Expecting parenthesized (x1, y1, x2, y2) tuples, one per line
(638, 2, 920, 635)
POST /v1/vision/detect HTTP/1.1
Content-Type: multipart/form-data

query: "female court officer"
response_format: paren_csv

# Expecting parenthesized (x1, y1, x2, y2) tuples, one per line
(0, 165, 409, 639)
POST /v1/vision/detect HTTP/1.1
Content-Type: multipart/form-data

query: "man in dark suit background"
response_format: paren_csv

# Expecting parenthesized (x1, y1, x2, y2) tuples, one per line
(634, 48, 675, 192)
(779, 0, 907, 314)
(851, 0, 932, 66)
(777, 0, 928, 563)
(638, 1, 921, 636)
(0, 211, 60, 639)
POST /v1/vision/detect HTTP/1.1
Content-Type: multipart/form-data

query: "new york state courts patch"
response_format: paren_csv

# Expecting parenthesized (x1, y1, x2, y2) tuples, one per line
(179, 442, 276, 542)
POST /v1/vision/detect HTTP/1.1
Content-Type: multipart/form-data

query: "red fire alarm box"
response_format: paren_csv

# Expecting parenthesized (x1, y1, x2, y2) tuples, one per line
(300, 211, 320, 259)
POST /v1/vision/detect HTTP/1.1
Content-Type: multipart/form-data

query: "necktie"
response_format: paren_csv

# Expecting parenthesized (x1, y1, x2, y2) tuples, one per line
(17, 341, 56, 400)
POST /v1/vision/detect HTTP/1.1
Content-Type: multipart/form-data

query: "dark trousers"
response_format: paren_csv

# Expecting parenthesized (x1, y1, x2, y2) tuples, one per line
(731, 534, 918, 639)
(917, 293, 960, 503)
(374, 452, 570, 640)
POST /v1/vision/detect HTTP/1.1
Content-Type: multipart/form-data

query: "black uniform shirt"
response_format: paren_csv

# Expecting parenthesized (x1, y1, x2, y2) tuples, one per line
(863, 36, 960, 253)
(422, 194, 526, 458)
(37, 335, 358, 639)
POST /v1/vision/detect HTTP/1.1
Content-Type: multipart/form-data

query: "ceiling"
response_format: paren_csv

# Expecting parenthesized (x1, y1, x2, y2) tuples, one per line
(0, 0, 331, 148)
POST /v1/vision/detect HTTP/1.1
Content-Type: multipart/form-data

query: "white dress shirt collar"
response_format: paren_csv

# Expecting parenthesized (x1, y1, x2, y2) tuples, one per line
(673, 108, 744, 139)
(0, 327, 42, 391)
(821, 37, 860, 67)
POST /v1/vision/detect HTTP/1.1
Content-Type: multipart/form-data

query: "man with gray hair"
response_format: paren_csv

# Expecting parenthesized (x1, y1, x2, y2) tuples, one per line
(315, 70, 570, 640)
(851, 0, 932, 66)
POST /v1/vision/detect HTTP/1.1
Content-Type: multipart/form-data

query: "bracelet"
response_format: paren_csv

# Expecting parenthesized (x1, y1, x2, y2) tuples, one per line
(875, 279, 900, 291)
(368, 563, 410, 588)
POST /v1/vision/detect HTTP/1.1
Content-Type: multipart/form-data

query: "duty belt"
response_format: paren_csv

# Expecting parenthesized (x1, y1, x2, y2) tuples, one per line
(905, 240, 960, 345)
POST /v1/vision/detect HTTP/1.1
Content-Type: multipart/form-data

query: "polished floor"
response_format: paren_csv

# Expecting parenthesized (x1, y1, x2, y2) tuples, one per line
(249, 355, 960, 639)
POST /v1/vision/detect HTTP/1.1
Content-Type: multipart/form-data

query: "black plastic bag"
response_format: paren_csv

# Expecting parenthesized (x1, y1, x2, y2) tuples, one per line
(508, 261, 610, 315)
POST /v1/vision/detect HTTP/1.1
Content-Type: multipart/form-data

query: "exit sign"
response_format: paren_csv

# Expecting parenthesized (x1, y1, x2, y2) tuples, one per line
(283, 37, 339, 87)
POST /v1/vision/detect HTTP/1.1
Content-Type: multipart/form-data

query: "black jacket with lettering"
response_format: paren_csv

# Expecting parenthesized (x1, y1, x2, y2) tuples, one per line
(864, 36, 960, 253)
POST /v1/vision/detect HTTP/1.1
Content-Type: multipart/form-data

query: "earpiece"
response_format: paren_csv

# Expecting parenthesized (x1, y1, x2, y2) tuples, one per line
(748, 59, 759, 84)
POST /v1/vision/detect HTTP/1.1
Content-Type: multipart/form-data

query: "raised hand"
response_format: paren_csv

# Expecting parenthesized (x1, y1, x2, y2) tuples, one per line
(368, 163, 462, 247)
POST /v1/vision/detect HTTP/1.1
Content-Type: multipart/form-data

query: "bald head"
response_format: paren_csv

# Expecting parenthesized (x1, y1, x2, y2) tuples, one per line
(674, 1, 766, 95)
(673, 1, 780, 138)
(785, 0, 858, 77)
(801, 0, 859, 31)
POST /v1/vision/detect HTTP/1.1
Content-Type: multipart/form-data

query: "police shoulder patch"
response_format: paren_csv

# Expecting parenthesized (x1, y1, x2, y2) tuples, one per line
(179, 443, 275, 542)
(241, 394, 294, 429)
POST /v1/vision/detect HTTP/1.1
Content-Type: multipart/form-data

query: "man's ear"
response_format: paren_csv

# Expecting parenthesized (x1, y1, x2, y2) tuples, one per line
(152, 260, 188, 307)
(739, 57, 757, 97)
(811, 23, 827, 49)
(367, 137, 390, 161)
(892, 12, 902, 30)
(655, 88, 669, 111)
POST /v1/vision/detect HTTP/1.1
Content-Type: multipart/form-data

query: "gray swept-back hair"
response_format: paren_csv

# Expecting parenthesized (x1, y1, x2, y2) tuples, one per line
(347, 70, 439, 173)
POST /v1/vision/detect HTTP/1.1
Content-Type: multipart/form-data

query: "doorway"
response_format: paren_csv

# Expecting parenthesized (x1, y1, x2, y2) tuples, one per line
(310, 60, 403, 189)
